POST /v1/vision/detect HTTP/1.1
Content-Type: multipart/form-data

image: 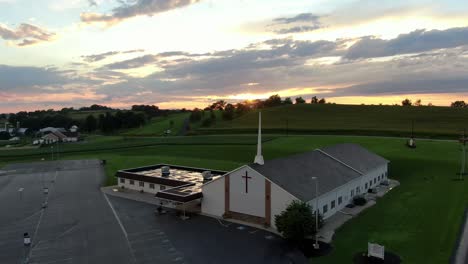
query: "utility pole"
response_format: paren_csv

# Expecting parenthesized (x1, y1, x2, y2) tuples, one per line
(458, 129, 467, 180)
(312, 176, 319, 249)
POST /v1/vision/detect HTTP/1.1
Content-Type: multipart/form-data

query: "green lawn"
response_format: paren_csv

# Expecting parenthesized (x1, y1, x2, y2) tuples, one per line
(1, 134, 467, 263)
(199, 104, 468, 138)
(121, 112, 190, 136)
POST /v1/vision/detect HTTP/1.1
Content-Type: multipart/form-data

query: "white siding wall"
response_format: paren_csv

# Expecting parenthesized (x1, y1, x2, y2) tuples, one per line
(307, 164, 388, 219)
(117, 177, 168, 194)
(270, 182, 298, 229)
(229, 167, 265, 218)
(201, 176, 225, 217)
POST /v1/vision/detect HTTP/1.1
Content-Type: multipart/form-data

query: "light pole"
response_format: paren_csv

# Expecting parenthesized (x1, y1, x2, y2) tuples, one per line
(312, 176, 319, 249)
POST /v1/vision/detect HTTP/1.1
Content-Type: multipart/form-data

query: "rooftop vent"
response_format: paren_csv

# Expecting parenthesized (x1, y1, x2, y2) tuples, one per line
(161, 166, 170, 177)
(202, 171, 212, 181)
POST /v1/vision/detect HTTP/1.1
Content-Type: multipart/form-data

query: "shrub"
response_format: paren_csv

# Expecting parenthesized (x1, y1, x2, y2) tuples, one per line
(353, 196, 367, 206)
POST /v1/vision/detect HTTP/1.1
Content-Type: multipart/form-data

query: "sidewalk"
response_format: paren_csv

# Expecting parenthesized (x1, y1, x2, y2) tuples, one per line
(317, 179, 400, 243)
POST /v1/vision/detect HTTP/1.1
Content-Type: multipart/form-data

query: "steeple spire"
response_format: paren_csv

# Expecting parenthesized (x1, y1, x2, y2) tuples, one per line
(254, 111, 264, 165)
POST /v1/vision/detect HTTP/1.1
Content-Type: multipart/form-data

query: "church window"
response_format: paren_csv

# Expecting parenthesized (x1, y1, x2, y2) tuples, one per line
(365, 183, 368, 189)
(323, 205, 328, 213)
(351, 190, 354, 197)
(149, 184, 155, 189)
(374, 178, 377, 184)
(331, 200, 335, 209)
(139, 181, 144, 187)
(129, 180, 134, 185)
(120, 178, 125, 183)
(338, 196, 342, 205)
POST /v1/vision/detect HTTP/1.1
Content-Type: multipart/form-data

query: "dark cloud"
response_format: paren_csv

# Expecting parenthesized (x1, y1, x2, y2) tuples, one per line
(273, 13, 321, 25)
(80, 0, 200, 25)
(0, 65, 68, 91)
(0, 23, 55, 47)
(81, 49, 144, 62)
(345, 27, 468, 60)
(274, 25, 322, 34)
(269, 13, 323, 34)
(88, 0, 97, 7)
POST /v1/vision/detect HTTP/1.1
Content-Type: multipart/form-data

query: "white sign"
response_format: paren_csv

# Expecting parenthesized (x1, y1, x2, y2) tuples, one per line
(368, 242, 385, 260)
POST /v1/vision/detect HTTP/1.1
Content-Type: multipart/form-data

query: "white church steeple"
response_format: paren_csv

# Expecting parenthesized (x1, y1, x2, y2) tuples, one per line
(254, 112, 264, 165)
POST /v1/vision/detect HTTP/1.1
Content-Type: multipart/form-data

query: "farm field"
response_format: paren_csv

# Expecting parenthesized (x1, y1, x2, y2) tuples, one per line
(121, 112, 190, 136)
(1, 134, 467, 263)
(199, 104, 468, 138)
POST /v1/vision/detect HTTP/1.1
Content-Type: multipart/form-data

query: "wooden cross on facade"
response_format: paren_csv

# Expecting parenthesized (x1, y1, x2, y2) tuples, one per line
(242, 171, 252, 193)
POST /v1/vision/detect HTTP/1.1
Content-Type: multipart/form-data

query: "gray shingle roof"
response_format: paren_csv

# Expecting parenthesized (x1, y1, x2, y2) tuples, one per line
(320, 143, 389, 174)
(249, 144, 388, 201)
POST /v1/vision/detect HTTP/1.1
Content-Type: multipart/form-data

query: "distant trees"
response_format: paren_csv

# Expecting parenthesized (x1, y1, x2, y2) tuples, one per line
(189, 108, 202, 122)
(275, 201, 323, 245)
(414, 99, 422, 106)
(79, 104, 112, 111)
(295, 97, 306, 104)
(402, 99, 412, 106)
(131, 105, 165, 118)
(283, 97, 293, 105)
(318, 98, 326, 104)
(264, 94, 282, 108)
(451, 101, 467, 108)
(209, 100, 227, 110)
(310, 96, 318, 104)
(84, 115, 98, 132)
(222, 104, 235, 120)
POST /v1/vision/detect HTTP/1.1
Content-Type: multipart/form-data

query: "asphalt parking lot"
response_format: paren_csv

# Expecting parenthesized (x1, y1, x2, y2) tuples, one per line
(107, 195, 307, 264)
(0, 160, 133, 264)
(0, 160, 306, 264)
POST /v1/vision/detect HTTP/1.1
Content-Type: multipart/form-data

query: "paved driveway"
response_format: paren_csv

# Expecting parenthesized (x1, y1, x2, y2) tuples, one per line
(107, 195, 307, 264)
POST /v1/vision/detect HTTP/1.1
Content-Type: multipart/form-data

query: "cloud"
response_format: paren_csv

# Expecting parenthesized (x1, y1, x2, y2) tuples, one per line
(273, 13, 321, 25)
(80, 0, 200, 25)
(0, 23, 56, 46)
(0, 65, 69, 91)
(88, 0, 97, 7)
(81, 49, 144, 62)
(268, 12, 323, 35)
(345, 27, 468, 60)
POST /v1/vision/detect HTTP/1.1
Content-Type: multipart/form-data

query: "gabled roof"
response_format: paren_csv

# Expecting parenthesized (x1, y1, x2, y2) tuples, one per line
(249, 144, 388, 202)
(320, 143, 389, 174)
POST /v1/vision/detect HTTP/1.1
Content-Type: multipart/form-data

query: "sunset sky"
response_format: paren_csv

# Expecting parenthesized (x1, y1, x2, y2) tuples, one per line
(1, 0, 468, 112)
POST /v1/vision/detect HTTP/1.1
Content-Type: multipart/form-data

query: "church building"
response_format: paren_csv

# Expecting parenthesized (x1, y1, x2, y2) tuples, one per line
(116, 113, 389, 230)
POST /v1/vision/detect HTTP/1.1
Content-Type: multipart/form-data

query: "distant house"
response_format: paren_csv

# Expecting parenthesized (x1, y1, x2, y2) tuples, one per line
(69, 125, 79, 133)
(35, 127, 80, 145)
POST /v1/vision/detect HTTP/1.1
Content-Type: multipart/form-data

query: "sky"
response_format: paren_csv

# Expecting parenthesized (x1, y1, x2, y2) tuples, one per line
(1, 0, 468, 112)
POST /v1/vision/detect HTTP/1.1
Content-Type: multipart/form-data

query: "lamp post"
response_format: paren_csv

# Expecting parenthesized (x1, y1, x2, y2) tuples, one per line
(311, 176, 319, 249)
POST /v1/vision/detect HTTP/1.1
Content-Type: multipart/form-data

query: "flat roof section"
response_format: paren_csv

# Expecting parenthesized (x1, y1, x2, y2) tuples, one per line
(116, 164, 227, 203)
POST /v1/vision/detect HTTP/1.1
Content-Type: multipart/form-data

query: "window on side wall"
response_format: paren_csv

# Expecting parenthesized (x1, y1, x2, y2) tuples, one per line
(331, 200, 335, 209)
(149, 184, 155, 189)
(130, 180, 134, 185)
(160, 185, 166, 190)
(365, 183, 368, 189)
(323, 205, 328, 213)
(338, 196, 342, 205)
(139, 181, 144, 187)
(351, 190, 354, 197)
(120, 178, 125, 183)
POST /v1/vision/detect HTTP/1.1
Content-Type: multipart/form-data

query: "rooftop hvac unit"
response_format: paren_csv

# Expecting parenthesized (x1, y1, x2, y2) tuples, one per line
(202, 171, 212, 181)
(161, 166, 170, 177)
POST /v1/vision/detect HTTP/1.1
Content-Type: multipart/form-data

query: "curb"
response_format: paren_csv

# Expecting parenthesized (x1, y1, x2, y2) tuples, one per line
(451, 207, 468, 264)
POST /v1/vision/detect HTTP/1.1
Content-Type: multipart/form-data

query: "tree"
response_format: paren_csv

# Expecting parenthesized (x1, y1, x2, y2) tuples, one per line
(84, 115, 97, 132)
(283, 97, 293, 105)
(318, 98, 326, 104)
(310, 96, 318, 104)
(235, 103, 249, 116)
(414, 99, 422, 106)
(451, 101, 466, 108)
(0, 131, 10, 140)
(264, 94, 282, 108)
(189, 108, 202, 122)
(209, 100, 227, 111)
(402, 98, 412, 106)
(275, 200, 323, 245)
(295, 97, 306, 104)
(222, 104, 235, 120)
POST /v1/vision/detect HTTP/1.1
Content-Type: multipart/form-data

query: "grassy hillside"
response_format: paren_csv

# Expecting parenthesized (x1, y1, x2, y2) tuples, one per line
(199, 104, 468, 138)
(121, 112, 190, 136)
(1, 135, 467, 263)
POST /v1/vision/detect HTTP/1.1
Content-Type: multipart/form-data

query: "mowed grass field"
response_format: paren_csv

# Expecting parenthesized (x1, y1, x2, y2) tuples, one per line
(1, 135, 467, 263)
(121, 112, 190, 136)
(199, 104, 468, 138)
